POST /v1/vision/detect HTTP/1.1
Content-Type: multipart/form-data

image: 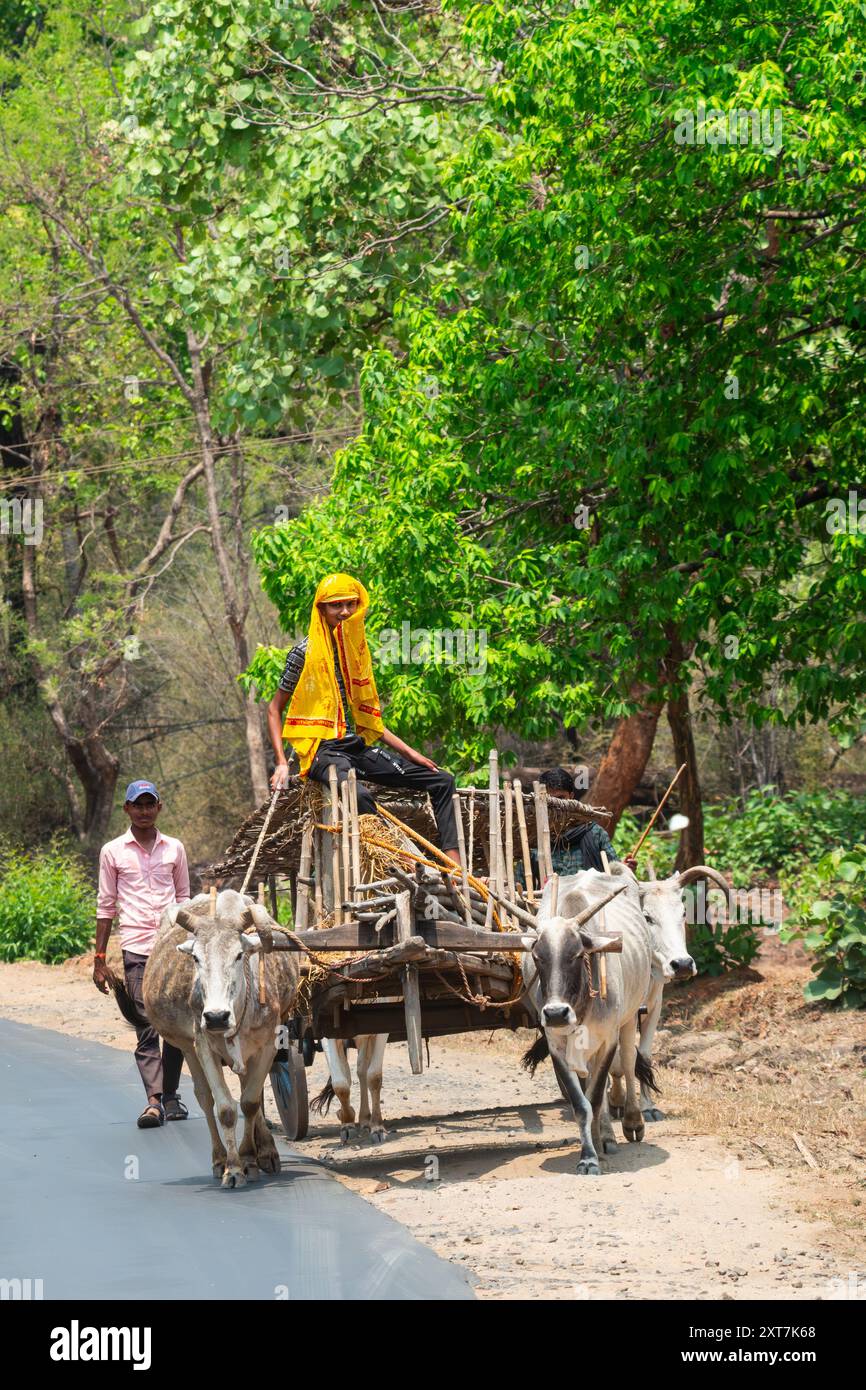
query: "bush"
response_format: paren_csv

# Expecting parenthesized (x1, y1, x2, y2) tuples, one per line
(780, 845, 866, 1008)
(0, 841, 95, 963)
(688, 910, 763, 977)
(704, 788, 866, 886)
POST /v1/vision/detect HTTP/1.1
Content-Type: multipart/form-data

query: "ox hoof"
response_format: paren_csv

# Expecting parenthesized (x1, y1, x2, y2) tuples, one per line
(609, 1104, 625, 1120)
(623, 1120, 645, 1144)
(576, 1158, 601, 1177)
(339, 1125, 356, 1146)
(221, 1166, 246, 1190)
(257, 1149, 280, 1174)
(642, 1106, 665, 1122)
(241, 1161, 260, 1180)
(602, 1138, 619, 1155)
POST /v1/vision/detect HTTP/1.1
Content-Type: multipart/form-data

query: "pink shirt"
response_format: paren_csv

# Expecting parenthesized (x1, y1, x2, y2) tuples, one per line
(97, 827, 191, 956)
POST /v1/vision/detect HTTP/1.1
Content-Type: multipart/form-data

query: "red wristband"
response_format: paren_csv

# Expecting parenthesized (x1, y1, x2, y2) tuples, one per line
(94, 952, 107, 959)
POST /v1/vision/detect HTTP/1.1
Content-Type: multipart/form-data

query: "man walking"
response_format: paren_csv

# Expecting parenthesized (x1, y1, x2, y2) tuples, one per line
(267, 572, 461, 865)
(93, 780, 191, 1128)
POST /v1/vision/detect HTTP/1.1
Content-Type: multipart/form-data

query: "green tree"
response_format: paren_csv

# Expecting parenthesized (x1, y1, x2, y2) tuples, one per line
(249, 0, 866, 850)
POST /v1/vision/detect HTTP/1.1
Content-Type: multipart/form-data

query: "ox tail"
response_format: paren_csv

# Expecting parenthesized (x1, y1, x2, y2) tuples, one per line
(521, 1032, 550, 1077)
(310, 1078, 335, 1116)
(635, 1050, 660, 1095)
(113, 980, 149, 1030)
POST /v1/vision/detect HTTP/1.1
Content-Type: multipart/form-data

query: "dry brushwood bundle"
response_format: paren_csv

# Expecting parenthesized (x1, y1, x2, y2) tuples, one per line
(207, 774, 610, 883)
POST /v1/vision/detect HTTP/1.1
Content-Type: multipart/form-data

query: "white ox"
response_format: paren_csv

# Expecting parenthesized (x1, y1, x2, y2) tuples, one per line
(115, 890, 300, 1188)
(521, 877, 653, 1175)
(572, 861, 733, 1126)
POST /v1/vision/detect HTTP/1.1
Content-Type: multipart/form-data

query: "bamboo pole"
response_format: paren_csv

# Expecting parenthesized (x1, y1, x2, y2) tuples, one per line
(467, 787, 475, 876)
(295, 817, 313, 932)
(513, 777, 534, 900)
(533, 780, 553, 884)
(486, 749, 500, 929)
(452, 792, 474, 931)
(313, 827, 323, 923)
(348, 767, 361, 892)
(549, 872, 559, 917)
(255, 883, 267, 1003)
(629, 762, 687, 859)
(340, 779, 351, 908)
(209, 885, 217, 918)
(327, 764, 342, 921)
(504, 772, 516, 909)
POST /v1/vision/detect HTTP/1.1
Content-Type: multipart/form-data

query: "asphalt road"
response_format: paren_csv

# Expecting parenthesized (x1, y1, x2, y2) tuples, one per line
(0, 1018, 473, 1300)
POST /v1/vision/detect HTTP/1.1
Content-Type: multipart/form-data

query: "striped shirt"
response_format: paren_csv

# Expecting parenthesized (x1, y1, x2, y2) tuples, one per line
(278, 635, 353, 732)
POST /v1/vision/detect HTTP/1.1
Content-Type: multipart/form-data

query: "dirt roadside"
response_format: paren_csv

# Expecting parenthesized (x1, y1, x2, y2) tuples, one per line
(1, 937, 863, 1301)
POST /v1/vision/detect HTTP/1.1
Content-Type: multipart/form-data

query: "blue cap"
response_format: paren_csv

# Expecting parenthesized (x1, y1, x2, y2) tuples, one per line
(124, 780, 160, 803)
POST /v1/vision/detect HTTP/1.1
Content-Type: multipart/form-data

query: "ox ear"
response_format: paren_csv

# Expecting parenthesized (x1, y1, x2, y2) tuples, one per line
(176, 938, 195, 955)
(240, 932, 261, 951)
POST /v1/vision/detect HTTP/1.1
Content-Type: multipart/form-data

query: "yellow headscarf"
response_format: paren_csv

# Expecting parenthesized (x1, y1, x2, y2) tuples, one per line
(282, 573, 384, 776)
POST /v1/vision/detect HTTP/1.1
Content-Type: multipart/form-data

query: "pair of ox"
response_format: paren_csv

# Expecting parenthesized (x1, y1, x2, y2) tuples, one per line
(115, 890, 299, 1189)
(521, 862, 731, 1174)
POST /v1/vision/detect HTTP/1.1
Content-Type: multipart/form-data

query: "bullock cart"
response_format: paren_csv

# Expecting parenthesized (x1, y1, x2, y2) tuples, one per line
(207, 755, 618, 1140)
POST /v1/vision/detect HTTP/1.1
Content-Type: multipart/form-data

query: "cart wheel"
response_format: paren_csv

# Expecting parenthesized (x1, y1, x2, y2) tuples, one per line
(270, 1049, 309, 1141)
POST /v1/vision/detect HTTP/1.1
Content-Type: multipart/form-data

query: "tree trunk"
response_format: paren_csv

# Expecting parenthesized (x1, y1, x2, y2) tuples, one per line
(187, 332, 269, 806)
(590, 685, 664, 829)
(663, 627, 705, 870)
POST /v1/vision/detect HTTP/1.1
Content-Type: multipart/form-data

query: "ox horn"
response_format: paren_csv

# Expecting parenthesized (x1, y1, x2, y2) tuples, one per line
(572, 881, 627, 927)
(175, 907, 196, 932)
(676, 865, 734, 916)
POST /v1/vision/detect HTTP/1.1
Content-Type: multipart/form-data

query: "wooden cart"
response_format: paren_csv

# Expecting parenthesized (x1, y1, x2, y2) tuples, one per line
(208, 757, 615, 1141)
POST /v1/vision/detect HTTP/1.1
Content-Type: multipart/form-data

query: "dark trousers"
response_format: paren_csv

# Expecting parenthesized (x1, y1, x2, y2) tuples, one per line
(308, 735, 458, 850)
(122, 951, 184, 1101)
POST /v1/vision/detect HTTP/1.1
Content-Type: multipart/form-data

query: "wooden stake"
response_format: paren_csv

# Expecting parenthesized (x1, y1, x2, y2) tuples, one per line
(209, 885, 217, 918)
(348, 767, 361, 891)
(549, 873, 559, 917)
(312, 826, 323, 923)
(629, 762, 687, 860)
(533, 780, 553, 884)
(395, 888, 423, 1075)
(467, 787, 475, 876)
(598, 850, 610, 1000)
(486, 749, 500, 929)
(513, 777, 534, 900)
(452, 792, 474, 931)
(296, 817, 313, 932)
(504, 772, 516, 910)
(340, 779, 351, 910)
(327, 764, 342, 921)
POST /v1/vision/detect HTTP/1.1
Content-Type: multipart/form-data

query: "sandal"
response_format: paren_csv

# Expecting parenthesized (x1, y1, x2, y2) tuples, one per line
(163, 1095, 188, 1122)
(137, 1101, 165, 1129)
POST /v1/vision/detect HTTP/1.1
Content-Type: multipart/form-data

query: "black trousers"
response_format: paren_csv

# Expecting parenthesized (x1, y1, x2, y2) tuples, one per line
(307, 735, 458, 850)
(122, 952, 184, 1101)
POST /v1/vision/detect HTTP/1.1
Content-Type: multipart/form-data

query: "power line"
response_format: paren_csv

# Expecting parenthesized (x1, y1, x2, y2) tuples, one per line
(0, 425, 358, 491)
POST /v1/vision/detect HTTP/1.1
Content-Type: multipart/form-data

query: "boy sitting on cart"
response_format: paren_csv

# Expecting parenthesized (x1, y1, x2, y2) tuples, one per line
(267, 572, 462, 867)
